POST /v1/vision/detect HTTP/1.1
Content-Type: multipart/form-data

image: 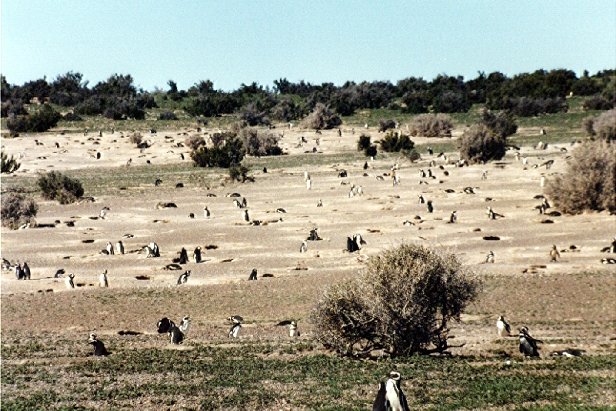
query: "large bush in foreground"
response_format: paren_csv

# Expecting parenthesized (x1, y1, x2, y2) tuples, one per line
(1, 192, 38, 229)
(37, 171, 84, 204)
(311, 243, 481, 358)
(545, 140, 615, 214)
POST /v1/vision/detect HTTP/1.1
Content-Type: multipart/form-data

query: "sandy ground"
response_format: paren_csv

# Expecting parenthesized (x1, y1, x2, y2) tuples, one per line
(1, 126, 615, 356)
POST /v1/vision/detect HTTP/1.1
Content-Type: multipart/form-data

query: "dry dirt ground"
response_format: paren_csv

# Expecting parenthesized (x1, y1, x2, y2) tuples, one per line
(1, 125, 615, 359)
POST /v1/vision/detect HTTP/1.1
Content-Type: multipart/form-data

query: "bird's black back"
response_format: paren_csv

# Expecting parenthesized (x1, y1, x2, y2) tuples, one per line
(91, 340, 109, 356)
(372, 381, 387, 411)
(169, 326, 184, 344)
(157, 317, 175, 334)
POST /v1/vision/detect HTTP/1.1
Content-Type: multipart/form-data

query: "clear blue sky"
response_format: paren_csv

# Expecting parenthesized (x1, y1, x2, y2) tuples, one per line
(2, 1, 615, 92)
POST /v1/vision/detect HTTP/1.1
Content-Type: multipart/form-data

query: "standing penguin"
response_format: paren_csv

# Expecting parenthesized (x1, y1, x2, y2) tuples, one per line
(65, 273, 75, 289)
(228, 316, 243, 338)
(21, 262, 31, 279)
(179, 247, 188, 264)
(15, 263, 24, 280)
(99, 270, 109, 287)
(106, 242, 114, 255)
(300, 240, 308, 253)
(168, 325, 184, 344)
(550, 245, 561, 262)
(204, 206, 210, 218)
(179, 316, 190, 334)
(193, 246, 202, 264)
(497, 316, 511, 337)
(485, 251, 495, 264)
(116, 241, 125, 255)
(243, 209, 250, 222)
(426, 200, 433, 213)
(519, 326, 542, 357)
(248, 268, 258, 281)
(373, 371, 410, 411)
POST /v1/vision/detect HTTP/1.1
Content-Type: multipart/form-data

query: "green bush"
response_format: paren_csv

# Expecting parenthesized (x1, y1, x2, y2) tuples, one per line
(480, 109, 517, 138)
(184, 135, 206, 150)
(37, 171, 84, 204)
(357, 134, 372, 152)
(7, 104, 61, 135)
(1, 151, 21, 173)
(191, 135, 246, 168)
(158, 110, 178, 120)
(379, 131, 414, 152)
(300, 103, 342, 130)
(458, 124, 508, 164)
(545, 140, 615, 214)
(311, 243, 481, 357)
(1, 192, 38, 229)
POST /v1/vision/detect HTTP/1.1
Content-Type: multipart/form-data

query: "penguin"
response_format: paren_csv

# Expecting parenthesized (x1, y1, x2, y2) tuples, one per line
(100, 206, 109, 219)
(157, 317, 175, 334)
(448, 211, 457, 224)
(65, 273, 75, 289)
(150, 242, 160, 257)
(373, 371, 410, 411)
(204, 206, 210, 218)
(179, 316, 190, 334)
(15, 263, 24, 280)
(300, 240, 308, 253)
(243, 209, 250, 222)
(99, 270, 109, 287)
(88, 334, 109, 356)
(168, 325, 184, 344)
(177, 270, 190, 285)
(106, 242, 114, 255)
(228, 315, 243, 338)
(306, 179, 312, 190)
(233, 199, 242, 208)
(276, 320, 299, 337)
(496, 316, 511, 337)
(116, 241, 124, 255)
(347, 237, 359, 253)
(308, 228, 322, 241)
(550, 245, 560, 262)
(179, 247, 188, 264)
(193, 246, 202, 264)
(551, 349, 585, 357)
(417, 194, 425, 204)
(485, 251, 495, 264)
(248, 268, 258, 281)
(54, 269, 65, 278)
(426, 200, 433, 213)
(519, 327, 542, 357)
(317, 199, 323, 207)
(241, 197, 248, 208)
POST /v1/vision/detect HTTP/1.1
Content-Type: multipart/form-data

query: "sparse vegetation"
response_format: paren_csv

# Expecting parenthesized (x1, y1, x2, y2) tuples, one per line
(1, 192, 38, 229)
(312, 243, 482, 358)
(583, 108, 616, 141)
(545, 140, 615, 214)
(409, 113, 453, 137)
(37, 171, 84, 204)
(184, 134, 206, 150)
(301, 103, 342, 130)
(378, 119, 396, 132)
(237, 128, 282, 157)
(229, 164, 252, 182)
(158, 110, 178, 120)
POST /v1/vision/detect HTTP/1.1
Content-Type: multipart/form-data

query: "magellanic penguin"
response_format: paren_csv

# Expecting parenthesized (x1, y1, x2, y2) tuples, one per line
(248, 268, 258, 281)
(276, 320, 299, 337)
(21, 262, 31, 279)
(116, 241, 125, 255)
(204, 206, 210, 218)
(15, 263, 24, 280)
(99, 270, 109, 287)
(228, 315, 243, 338)
(300, 240, 308, 253)
(193, 246, 202, 264)
(485, 251, 495, 264)
(179, 316, 190, 334)
(550, 245, 561, 262)
(551, 349, 586, 357)
(65, 273, 75, 289)
(168, 325, 184, 344)
(373, 371, 410, 411)
(88, 334, 109, 356)
(106, 242, 114, 255)
(496, 316, 511, 337)
(179, 247, 188, 264)
(519, 326, 542, 357)
(426, 200, 433, 213)
(177, 270, 190, 285)
(157, 317, 175, 334)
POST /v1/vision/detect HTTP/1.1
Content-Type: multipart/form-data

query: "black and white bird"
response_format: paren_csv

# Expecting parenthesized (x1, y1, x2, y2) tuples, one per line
(177, 270, 190, 285)
(496, 316, 511, 337)
(228, 315, 243, 338)
(204, 206, 211, 218)
(373, 371, 410, 411)
(100, 206, 109, 219)
(448, 211, 457, 224)
(300, 240, 308, 253)
(346, 233, 367, 253)
(54, 268, 65, 278)
(317, 199, 323, 207)
(550, 245, 560, 262)
(157, 317, 176, 334)
(426, 200, 433, 213)
(116, 241, 125, 255)
(168, 325, 184, 344)
(179, 316, 190, 334)
(99, 270, 109, 287)
(276, 320, 299, 337)
(243, 209, 250, 222)
(88, 334, 109, 356)
(519, 326, 542, 357)
(15, 263, 24, 280)
(307, 228, 322, 241)
(106, 242, 114, 255)
(485, 251, 495, 264)
(65, 273, 75, 289)
(241, 197, 248, 208)
(550, 349, 585, 357)
(193, 246, 202, 263)
(248, 268, 258, 281)
(179, 247, 188, 264)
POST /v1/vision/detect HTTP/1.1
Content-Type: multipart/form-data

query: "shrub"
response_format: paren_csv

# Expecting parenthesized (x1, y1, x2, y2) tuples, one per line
(1, 192, 38, 229)
(409, 113, 453, 137)
(545, 140, 615, 214)
(62, 112, 83, 121)
(582, 116, 596, 137)
(365, 145, 378, 158)
(593, 109, 616, 142)
(480, 109, 517, 138)
(129, 132, 143, 146)
(1, 98, 27, 118)
(74, 96, 105, 116)
(270, 98, 301, 122)
(311, 243, 481, 358)
(159, 110, 178, 120)
(1, 151, 21, 173)
(489, 96, 568, 117)
(37, 171, 84, 204)
(238, 128, 282, 156)
(379, 131, 414, 153)
(378, 119, 397, 132)
(583, 96, 613, 111)
(357, 134, 371, 151)
(458, 124, 508, 164)
(229, 165, 252, 182)
(191, 135, 245, 168)
(6, 116, 28, 136)
(185, 135, 206, 150)
(238, 102, 271, 127)
(402, 149, 421, 163)
(300, 103, 342, 130)
(7, 105, 62, 135)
